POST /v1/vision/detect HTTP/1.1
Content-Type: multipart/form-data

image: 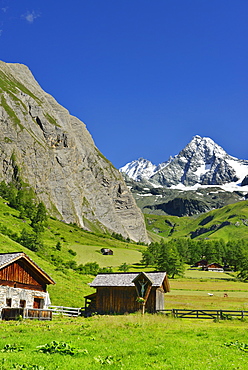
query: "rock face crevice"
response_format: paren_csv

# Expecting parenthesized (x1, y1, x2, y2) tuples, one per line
(0, 61, 148, 243)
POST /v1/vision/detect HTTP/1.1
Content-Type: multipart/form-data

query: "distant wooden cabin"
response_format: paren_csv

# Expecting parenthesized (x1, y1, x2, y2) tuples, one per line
(0, 252, 55, 319)
(204, 262, 224, 272)
(85, 271, 170, 315)
(100, 248, 113, 255)
(192, 259, 208, 268)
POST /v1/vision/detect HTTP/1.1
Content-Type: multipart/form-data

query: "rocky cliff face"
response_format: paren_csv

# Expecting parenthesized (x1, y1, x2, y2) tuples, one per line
(0, 61, 148, 243)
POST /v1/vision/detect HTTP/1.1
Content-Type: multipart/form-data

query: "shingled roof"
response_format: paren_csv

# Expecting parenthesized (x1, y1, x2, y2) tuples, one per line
(89, 271, 168, 288)
(0, 252, 55, 284)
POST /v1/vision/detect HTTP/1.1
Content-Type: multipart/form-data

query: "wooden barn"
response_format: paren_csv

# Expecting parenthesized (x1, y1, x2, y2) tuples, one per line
(85, 271, 170, 315)
(100, 248, 113, 255)
(0, 252, 55, 320)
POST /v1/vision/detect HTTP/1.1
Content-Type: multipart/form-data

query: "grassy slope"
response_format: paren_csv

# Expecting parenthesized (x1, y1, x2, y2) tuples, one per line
(0, 197, 147, 307)
(1, 196, 248, 309)
(44, 218, 145, 267)
(145, 200, 248, 241)
(0, 232, 93, 307)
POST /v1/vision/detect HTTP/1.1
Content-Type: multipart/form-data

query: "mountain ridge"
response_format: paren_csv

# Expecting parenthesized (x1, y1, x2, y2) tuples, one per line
(120, 136, 248, 217)
(120, 135, 248, 189)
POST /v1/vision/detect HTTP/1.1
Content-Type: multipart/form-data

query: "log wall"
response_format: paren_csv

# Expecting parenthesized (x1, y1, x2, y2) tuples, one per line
(96, 287, 159, 314)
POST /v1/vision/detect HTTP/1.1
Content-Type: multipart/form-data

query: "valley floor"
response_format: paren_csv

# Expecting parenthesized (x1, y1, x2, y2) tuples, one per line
(166, 272, 248, 311)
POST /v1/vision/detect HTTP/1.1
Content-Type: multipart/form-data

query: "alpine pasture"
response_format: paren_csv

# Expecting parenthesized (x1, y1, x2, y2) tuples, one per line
(0, 198, 248, 368)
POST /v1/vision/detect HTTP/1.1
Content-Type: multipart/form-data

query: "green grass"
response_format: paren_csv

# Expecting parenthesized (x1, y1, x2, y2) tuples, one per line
(1, 195, 248, 369)
(73, 244, 142, 267)
(166, 274, 248, 311)
(0, 69, 41, 104)
(184, 268, 236, 279)
(0, 231, 94, 306)
(165, 291, 248, 311)
(43, 217, 146, 268)
(1, 95, 24, 130)
(169, 278, 248, 291)
(44, 112, 60, 127)
(0, 196, 147, 306)
(0, 315, 248, 369)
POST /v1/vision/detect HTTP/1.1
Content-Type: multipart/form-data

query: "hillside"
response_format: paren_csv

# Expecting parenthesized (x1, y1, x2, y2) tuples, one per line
(145, 200, 248, 241)
(1, 193, 248, 308)
(0, 196, 147, 307)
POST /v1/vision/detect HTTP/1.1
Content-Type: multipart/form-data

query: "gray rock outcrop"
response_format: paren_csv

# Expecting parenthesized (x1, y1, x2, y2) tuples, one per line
(0, 61, 148, 243)
(241, 175, 248, 186)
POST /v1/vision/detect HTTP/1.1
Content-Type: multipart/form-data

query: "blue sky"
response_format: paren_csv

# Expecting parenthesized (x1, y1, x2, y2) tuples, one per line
(1, 0, 247, 168)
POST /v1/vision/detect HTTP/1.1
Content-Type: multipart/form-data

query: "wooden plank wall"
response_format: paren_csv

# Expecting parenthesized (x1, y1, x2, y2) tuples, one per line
(96, 287, 157, 314)
(0, 260, 46, 291)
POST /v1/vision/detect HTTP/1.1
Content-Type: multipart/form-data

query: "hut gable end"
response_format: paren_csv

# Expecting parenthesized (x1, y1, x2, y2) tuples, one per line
(0, 253, 55, 291)
(0, 260, 45, 290)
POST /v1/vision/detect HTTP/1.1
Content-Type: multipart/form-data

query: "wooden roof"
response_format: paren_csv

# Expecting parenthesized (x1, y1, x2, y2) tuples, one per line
(89, 271, 169, 291)
(0, 252, 55, 285)
(206, 262, 223, 268)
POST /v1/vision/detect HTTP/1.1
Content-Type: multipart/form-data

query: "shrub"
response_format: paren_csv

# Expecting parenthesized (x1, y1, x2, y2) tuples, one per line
(36, 341, 84, 356)
(1, 343, 24, 352)
(68, 249, 77, 256)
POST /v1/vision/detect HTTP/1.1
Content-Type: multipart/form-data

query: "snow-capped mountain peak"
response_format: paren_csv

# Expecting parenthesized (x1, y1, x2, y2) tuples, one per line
(119, 158, 157, 181)
(120, 135, 248, 188)
(119, 157, 171, 181)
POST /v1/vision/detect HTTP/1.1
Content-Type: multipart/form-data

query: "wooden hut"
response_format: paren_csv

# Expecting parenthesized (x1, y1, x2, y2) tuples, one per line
(204, 262, 224, 272)
(0, 252, 55, 320)
(85, 271, 170, 315)
(100, 248, 113, 255)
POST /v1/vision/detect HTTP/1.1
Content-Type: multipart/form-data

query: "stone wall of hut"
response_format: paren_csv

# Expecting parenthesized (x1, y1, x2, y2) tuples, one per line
(0, 286, 50, 310)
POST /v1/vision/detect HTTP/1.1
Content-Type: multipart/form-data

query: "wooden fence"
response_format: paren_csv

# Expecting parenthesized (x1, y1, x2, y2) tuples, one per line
(49, 305, 82, 317)
(158, 309, 248, 320)
(1, 308, 52, 321)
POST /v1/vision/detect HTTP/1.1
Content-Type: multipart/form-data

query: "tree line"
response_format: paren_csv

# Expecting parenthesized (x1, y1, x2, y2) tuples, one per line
(141, 238, 248, 280)
(0, 180, 47, 252)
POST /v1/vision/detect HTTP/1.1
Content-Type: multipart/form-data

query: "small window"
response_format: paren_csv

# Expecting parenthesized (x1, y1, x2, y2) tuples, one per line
(33, 298, 44, 309)
(6, 298, 12, 307)
(20, 300, 26, 308)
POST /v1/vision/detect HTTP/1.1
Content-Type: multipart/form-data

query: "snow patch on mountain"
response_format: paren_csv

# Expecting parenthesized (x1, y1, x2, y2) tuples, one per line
(119, 157, 170, 181)
(170, 182, 248, 193)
